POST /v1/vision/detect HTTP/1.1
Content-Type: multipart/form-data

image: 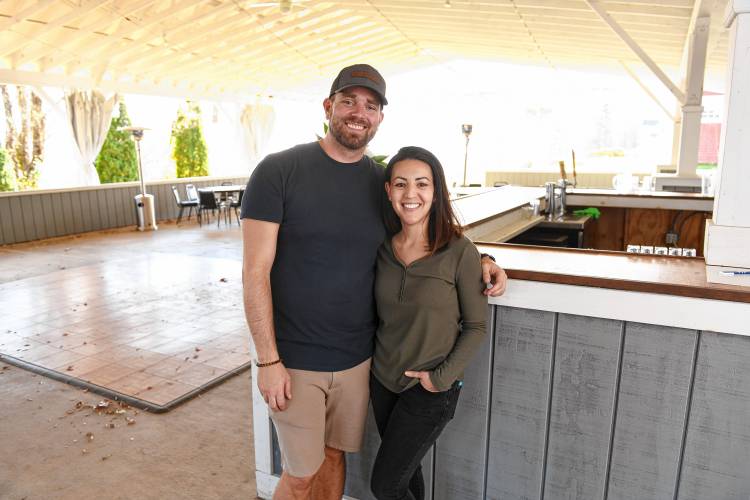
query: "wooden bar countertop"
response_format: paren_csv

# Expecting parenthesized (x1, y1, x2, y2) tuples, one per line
(475, 243, 750, 303)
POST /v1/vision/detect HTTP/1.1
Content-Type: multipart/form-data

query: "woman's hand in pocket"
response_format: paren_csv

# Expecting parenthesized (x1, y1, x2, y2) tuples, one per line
(404, 370, 439, 392)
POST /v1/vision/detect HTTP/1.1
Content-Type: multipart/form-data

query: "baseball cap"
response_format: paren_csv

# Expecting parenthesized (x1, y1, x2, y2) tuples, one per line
(329, 64, 388, 106)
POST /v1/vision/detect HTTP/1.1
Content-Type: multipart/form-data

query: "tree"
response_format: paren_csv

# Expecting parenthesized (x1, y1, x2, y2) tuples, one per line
(1, 84, 45, 190)
(94, 100, 139, 183)
(171, 101, 208, 178)
(0, 147, 15, 192)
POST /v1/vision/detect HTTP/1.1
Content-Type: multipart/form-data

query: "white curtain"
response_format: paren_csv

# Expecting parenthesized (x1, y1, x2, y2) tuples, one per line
(240, 101, 275, 166)
(65, 90, 117, 185)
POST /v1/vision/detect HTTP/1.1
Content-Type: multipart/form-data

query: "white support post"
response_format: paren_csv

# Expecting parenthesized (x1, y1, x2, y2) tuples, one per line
(704, 0, 750, 276)
(676, 15, 711, 178)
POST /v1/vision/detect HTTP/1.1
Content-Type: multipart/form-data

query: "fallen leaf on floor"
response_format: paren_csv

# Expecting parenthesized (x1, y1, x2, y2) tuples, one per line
(126, 418, 135, 426)
(101, 454, 112, 461)
(81, 448, 88, 454)
(86, 432, 94, 442)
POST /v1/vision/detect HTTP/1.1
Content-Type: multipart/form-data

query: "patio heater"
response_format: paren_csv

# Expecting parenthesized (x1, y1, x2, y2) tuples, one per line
(461, 123, 473, 187)
(122, 126, 157, 232)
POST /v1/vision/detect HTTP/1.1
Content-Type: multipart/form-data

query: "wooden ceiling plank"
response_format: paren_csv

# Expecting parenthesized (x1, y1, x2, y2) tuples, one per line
(0, 0, 56, 32)
(9, 0, 158, 68)
(103, 0, 245, 67)
(0, 0, 113, 60)
(121, 5, 348, 77)
(41, 0, 205, 71)
(149, 24, 398, 87)
(129, 7, 356, 81)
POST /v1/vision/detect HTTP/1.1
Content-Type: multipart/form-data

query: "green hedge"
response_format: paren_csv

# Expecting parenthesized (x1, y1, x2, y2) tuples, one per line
(0, 147, 14, 192)
(94, 101, 139, 183)
(171, 101, 208, 178)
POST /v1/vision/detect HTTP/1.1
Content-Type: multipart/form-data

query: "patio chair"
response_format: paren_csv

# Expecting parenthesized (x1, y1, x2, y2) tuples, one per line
(185, 184, 199, 202)
(197, 189, 226, 228)
(230, 189, 243, 226)
(172, 185, 199, 224)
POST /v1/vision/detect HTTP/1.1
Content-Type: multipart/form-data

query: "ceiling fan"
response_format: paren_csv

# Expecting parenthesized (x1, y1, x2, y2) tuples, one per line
(246, 0, 311, 13)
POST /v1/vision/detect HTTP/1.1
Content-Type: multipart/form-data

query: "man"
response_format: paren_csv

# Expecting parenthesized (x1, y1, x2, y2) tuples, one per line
(240, 64, 506, 500)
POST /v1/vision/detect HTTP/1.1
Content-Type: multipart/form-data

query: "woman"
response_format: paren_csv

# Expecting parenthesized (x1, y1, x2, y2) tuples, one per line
(370, 146, 487, 500)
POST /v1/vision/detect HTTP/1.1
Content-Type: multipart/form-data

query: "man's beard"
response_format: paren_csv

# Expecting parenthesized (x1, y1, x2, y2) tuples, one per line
(329, 114, 377, 151)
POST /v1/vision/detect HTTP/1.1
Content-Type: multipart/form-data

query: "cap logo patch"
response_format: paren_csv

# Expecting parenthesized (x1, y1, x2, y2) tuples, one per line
(351, 70, 383, 85)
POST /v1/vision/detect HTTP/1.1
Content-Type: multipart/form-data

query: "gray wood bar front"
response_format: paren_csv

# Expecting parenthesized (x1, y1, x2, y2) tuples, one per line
(338, 304, 750, 499)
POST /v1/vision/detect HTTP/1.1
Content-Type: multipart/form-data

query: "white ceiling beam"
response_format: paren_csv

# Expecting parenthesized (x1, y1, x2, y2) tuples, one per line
(9, 0, 158, 67)
(120, 5, 339, 74)
(39, 0, 204, 72)
(192, 17, 389, 76)
(619, 60, 676, 120)
(188, 33, 410, 90)
(63, 0, 207, 72)
(132, 6, 350, 81)
(0, 0, 113, 60)
(0, 68, 241, 100)
(333, 0, 693, 18)
(102, 0, 244, 68)
(585, 0, 686, 103)
(0, 0, 56, 31)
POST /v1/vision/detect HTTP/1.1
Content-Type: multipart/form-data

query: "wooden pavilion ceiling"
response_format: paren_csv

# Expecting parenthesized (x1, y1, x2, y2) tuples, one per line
(0, 0, 731, 98)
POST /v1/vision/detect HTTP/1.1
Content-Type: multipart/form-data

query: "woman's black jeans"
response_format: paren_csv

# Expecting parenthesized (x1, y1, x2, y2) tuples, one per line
(369, 374, 462, 500)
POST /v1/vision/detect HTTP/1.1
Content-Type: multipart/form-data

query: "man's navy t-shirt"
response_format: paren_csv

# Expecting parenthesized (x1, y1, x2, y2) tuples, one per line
(240, 142, 386, 371)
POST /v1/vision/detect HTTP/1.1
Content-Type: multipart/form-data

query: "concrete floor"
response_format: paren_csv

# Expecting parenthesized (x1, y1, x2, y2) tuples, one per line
(0, 221, 259, 499)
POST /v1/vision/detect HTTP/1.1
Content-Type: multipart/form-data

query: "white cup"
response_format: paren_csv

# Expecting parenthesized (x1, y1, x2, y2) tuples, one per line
(613, 174, 637, 193)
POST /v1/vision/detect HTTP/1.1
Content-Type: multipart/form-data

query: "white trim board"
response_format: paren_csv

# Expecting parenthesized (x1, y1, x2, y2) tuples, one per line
(566, 193, 713, 211)
(489, 279, 750, 336)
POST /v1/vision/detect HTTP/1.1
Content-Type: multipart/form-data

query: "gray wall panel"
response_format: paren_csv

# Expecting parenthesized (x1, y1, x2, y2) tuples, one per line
(544, 314, 622, 500)
(41, 194, 56, 238)
(88, 191, 102, 231)
(71, 189, 85, 234)
(82, 191, 92, 231)
(20, 195, 36, 242)
(434, 307, 494, 500)
(97, 190, 110, 229)
(607, 323, 697, 500)
(678, 331, 750, 500)
(30, 194, 45, 240)
(61, 192, 74, 234)
(115, 189, 127, 227)
(0, 197, 14, 244)
(486, 306, 556, 500)
(0, 177, 249, 244)
(10, 197, 26, 243)
(51, 193, 64, 236)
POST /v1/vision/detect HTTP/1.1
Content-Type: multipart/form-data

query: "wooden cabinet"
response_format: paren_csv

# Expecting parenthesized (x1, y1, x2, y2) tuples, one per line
(572, 206, 711, 255)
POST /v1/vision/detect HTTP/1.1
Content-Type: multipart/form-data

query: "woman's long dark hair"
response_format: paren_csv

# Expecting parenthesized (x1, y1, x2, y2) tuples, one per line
(383, 146, 463, 254)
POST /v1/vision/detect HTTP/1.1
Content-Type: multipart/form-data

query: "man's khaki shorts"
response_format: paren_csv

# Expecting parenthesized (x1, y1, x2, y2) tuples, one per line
(270, 357, 371, 478)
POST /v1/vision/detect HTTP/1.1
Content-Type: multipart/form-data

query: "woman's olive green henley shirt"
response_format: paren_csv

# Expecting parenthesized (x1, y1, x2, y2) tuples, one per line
(371, 234, 487, 393)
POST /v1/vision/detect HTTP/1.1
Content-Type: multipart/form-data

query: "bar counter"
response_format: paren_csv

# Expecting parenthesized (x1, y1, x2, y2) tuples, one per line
(254, 187, 750, 500)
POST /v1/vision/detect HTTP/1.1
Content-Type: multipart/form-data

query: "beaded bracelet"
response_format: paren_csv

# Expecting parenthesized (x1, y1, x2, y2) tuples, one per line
(255, 358, 282, 368)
